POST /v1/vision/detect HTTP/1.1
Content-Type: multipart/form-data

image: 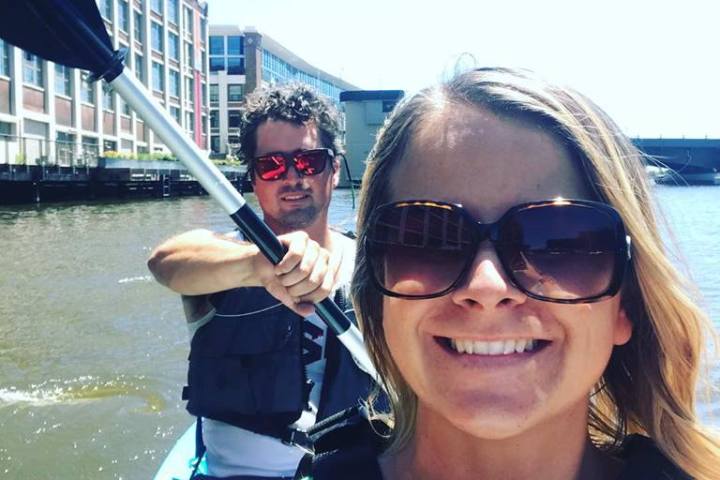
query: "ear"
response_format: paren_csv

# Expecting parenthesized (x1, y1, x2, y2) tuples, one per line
(332, 158, 341, 188)
(613, 307, 633, 346)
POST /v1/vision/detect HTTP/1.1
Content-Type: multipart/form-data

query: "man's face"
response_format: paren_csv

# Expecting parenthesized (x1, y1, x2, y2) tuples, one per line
(252, 119, 339, 234)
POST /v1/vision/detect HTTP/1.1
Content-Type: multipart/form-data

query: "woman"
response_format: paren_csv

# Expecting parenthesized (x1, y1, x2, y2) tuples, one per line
(301, 68, 720, 479)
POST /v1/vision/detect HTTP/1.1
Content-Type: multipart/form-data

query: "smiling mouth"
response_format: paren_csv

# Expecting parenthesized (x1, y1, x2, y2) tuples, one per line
(438, 337, 551, 356)
(281, 192, 310, 201)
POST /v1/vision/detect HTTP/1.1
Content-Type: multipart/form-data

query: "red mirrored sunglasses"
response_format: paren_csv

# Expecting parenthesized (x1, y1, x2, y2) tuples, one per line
(252, 148, 334, 181)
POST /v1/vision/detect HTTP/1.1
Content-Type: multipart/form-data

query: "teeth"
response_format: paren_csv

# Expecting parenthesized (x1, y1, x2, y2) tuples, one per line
(449, 338, 540, 355)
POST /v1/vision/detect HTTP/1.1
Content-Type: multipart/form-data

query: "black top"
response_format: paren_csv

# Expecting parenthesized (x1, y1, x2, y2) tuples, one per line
(301, 418, 691, 480)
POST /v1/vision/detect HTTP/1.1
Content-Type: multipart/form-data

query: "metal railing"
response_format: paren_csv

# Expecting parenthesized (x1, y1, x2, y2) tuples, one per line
(0, 135, 100, 167)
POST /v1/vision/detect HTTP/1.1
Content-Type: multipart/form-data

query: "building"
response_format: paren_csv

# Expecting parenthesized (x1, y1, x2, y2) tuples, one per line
(0, 0, 209, 167)
(208, 25, 357, 156)
(339, 90, 404, 187)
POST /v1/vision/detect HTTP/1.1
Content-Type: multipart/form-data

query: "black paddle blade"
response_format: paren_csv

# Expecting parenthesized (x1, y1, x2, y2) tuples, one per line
(0, 0, 115, 76)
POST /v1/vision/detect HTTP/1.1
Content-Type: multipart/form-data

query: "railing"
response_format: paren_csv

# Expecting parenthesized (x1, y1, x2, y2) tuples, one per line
(0, 135, 100, 167)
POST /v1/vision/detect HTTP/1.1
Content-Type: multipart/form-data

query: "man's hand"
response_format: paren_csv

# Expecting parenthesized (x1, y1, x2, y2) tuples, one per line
(253, 231, 343, 317)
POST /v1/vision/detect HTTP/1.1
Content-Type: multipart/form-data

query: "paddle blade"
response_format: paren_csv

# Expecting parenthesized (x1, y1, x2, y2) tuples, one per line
(0, 0, 115, 74)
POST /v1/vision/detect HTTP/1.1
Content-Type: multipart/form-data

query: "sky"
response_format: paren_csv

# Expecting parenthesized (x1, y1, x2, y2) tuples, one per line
(207, 0, 719, 138)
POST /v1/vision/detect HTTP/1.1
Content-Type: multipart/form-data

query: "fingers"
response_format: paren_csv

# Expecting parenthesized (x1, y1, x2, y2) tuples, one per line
(259, 231, 342, 313)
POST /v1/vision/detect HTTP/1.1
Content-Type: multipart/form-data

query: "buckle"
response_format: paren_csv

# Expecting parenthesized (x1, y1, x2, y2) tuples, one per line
(282, 428, 314, 455)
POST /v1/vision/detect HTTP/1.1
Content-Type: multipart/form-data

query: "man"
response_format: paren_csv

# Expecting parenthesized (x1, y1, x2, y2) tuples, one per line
(148, 83, 374, 479)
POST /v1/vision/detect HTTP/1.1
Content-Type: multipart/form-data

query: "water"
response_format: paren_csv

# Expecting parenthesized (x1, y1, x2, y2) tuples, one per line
(0, 186, 717, 479)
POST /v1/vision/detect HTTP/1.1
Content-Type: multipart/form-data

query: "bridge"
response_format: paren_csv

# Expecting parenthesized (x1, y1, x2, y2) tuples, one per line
(632, 138, 720, 183)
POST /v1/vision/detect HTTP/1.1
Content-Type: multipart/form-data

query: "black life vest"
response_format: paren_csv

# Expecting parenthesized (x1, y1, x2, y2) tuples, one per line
(182, 286, 375, 440)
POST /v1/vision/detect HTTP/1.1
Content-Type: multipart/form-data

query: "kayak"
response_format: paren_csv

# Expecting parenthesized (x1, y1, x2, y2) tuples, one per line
(153, 422, 207, 480)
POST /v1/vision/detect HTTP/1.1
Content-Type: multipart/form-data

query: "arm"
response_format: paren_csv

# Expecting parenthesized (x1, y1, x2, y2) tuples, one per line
(147, 229, 263, 296)
(148, 229, 344, 317)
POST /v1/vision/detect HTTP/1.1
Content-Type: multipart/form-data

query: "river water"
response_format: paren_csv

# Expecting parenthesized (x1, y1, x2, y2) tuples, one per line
(0, 186, 718, 479)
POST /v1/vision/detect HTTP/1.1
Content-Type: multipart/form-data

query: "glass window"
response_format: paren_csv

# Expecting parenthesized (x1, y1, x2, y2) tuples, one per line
(119, 98, 131, 115)
(183, 7, 193, 35)
(209, 84, 218, 103)
(81, 73, 95, 104)
(184, 42, 194, 69)
(209, 57, 224, 72)
(167, 0, 179, 24)
(134, 54, 145, 82)
(227, 84, 244, 102)
(151, 22, 163, 51)
(169, 69, 180, 97)
(210, 110, 218, 128)
(152, 62, 164, 92)
(168, 32, 179, 61)
(0, 40, 9, 77)
(118, 1, 129, 32)
(210, 136, 220, 153)
(185, 111, 194, 133)
(103, 84, 115, 111)
(185, 76, 194, 102)
(151, 0, 163, 14)
(54, 64, 72, 96)
(169, 106, 180, 124)
(227, 57, 244, 75)
(100, 0, 113, 21)
(209, 36, 224, 55)
(134, 11, 144, 43)
(227, 36, 243, 55)
(200, 19, 207, 41)
(228, 110, 241, 128)
(23, 53, 44, 87)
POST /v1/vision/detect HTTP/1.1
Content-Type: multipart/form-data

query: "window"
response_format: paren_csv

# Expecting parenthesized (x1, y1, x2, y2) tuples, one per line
(210, 135, 220, 153)
(119, 98, 131, 115)
(151, 0, 163, 14)
(118, 1, 129, 32)
(100, 0, 113, 21)
(23, 53, 44, 87)
(151, 22, 163, 51)
(169, 106, 180, 124)
(209, 57, 224, 72)
(0, 40, 9, 77)
(152, 62, 164, 92)
(103, 84, 115, 111)
(185, 76, 194, 102)
(81, 73, 95, 104)
(227, 36, 243, 56)
(169, 69, 180, 97)
(183, 7, 193, 35)
(185, 111, 194, 134)
(209, 84, 218, 103)
(167, 0, 179, 24)
(209, 36, 224, 55)
(54, 65, 72, 96)
(227, 57, 244, 75)
(200, 19, 207, 41)
(134, 54, 145, 82)
(227, 84, 244, 102)
(0, 121, 12, 136)
(228, 110, 241, 128)
(210, 110, 218, 128)
(184, 42, 194, 69)
(56, 132, 76, 164)
(168, 32, 179, 61)
(134, 11, 144, 43)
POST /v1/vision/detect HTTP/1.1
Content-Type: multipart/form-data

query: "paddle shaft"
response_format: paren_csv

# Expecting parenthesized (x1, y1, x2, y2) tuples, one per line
(110, 71, 377, 379)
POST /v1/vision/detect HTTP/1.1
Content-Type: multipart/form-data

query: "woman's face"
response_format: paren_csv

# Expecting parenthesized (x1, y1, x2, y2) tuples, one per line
(383, 103, 632, 439)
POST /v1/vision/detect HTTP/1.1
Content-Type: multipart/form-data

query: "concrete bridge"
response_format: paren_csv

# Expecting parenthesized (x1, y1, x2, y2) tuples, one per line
(632, 138, 720, 173)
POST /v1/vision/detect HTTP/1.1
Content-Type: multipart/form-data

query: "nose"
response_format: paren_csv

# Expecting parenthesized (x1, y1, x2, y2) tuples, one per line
(449, 243, 527, 310)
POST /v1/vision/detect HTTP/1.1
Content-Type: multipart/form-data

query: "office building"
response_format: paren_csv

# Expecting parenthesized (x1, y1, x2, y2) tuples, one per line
(208, 25, 357, 155)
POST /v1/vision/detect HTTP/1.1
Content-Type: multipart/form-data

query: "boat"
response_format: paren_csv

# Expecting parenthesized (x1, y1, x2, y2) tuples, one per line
(153, 422, 206, 480)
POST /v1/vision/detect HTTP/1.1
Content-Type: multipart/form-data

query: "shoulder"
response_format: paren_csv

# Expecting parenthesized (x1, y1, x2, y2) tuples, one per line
(616, 434, 692, 480)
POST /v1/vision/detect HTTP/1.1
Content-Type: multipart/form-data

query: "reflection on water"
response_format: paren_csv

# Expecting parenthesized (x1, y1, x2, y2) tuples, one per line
(0, 187, 717, 478)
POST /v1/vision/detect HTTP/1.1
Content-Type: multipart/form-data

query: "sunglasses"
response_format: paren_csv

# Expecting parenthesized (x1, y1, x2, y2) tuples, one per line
(252, 148, 334, 181)
(364, 199, 631, 303)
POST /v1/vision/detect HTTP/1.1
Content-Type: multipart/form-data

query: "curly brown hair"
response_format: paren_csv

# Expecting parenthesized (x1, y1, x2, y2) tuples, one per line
(238, 82, 343, 164)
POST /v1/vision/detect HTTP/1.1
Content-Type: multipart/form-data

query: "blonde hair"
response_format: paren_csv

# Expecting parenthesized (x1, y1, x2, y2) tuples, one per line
(352, 67, 720, 478)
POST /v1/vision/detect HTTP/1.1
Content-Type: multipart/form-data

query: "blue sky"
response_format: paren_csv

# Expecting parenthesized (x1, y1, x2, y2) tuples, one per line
(207, 0, 719, 138)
